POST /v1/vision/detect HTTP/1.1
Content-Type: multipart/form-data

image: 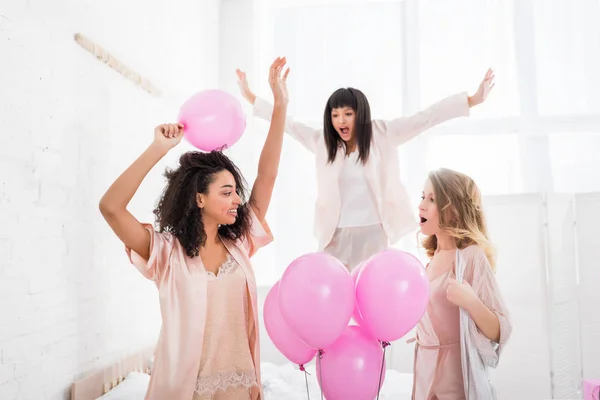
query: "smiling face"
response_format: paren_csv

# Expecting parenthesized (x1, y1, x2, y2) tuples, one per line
(418, 179, 441, 236)
(196, 169, 242, 226)
(331, 106, 356, 143)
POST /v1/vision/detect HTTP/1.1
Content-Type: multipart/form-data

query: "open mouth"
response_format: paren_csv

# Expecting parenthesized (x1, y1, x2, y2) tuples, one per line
(228, 209, 238, 216)
(420, 217, 427, 224)
(340, 127, 350, 136)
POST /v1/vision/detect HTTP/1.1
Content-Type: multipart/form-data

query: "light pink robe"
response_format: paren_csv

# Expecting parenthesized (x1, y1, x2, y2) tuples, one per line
(411, 245, 512, 400)
(126, 209, 272, 400)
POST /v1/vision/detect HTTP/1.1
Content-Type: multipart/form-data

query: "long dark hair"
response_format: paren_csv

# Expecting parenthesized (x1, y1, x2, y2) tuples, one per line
(323, 87, 373, 164)
(153, 151, 253, 257)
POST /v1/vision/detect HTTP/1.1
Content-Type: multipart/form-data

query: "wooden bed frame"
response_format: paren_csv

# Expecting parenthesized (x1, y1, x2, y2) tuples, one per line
(70, 347, 154, 400)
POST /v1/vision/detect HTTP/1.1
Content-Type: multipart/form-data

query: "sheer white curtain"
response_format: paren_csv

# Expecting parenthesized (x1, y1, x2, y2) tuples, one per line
(250, 0, 406, 282)
(410, 0, 521, 196)
(244, 0, 600, 282)
(534, 0, 600, 193)
(238, 1, 599, 395)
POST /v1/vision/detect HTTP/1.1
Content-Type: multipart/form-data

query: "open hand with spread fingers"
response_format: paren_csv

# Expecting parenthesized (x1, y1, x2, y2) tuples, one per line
(468, 68, 496, 107)
(268, 57, 290, 106)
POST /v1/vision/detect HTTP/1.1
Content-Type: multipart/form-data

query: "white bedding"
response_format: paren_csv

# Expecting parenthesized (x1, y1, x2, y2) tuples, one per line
(261, 362, 413, 400)
(96, 363, 413, 399)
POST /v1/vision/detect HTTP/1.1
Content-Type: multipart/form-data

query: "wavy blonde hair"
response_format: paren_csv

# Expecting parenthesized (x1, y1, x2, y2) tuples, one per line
(421, 168, 496, 272)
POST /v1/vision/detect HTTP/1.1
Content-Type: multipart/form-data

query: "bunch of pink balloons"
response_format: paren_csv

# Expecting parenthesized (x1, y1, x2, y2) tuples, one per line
(263, 248, 431, 400)
(178, 89, 246, 151)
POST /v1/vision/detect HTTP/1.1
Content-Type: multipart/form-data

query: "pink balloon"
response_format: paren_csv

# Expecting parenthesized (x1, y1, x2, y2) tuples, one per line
(178, 89, 246, 151)
(316, 326, 386, 400)
(263, 281, 317, 366)
(279, 252, 354, 350)
(356, 249, 430, 342)
(350, 261, 368, 328)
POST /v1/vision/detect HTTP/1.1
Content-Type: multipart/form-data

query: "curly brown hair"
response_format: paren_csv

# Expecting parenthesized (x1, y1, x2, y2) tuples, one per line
(153, 151, 254, 258)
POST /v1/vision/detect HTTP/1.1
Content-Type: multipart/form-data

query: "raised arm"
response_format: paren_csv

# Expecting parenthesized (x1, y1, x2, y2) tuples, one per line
(99, 124, 184, 261)
(374, 68, 496, 146)
(249, 57, 289, 222)
(236, 68, 320, 153)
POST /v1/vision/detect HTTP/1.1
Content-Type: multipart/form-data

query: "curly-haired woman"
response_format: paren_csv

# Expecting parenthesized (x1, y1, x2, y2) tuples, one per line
(98, 57, 290, 400)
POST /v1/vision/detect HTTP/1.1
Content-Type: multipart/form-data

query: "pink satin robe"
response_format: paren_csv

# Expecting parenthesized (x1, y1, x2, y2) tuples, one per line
(126, 209, 272, 400)
(411, 245, 512, 400)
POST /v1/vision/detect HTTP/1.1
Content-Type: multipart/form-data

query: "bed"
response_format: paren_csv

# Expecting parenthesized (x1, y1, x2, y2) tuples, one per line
(71, 349, 414, 400)
(70, 347, 154, 400)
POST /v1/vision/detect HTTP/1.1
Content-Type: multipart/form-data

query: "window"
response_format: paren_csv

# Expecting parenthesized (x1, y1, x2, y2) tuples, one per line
(240, 0, 600, 286)
(253, 0, 406, 285)
(549, 133, 600, 193)
(270, 0, 404, 124)
(424, 133, 522, 195)
(533, 0, 600, 116)
(418, 0, 520, 118)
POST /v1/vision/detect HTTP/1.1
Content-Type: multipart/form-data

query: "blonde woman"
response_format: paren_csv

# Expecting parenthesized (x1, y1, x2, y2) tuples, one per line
(412, 168, 512, 399)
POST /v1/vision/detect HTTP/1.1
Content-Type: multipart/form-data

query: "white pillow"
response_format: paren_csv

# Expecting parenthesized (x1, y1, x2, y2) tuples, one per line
(95, 372, 150, 400)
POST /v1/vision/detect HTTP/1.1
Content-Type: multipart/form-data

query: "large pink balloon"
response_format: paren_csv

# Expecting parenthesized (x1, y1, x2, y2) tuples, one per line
(263, 281, 317, 366)
(178, 89, 246, 151)
(279, 252, 354, 350)
(356, 249, 430, 342)
(316, 326, 386, 400)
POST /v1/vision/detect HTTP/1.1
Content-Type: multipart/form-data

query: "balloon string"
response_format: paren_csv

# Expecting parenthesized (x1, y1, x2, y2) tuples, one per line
(299, 364, 311, 400)
(376, 341, 391, 400)
(299, 364, 311, 374)
(317, 349, 324, 400)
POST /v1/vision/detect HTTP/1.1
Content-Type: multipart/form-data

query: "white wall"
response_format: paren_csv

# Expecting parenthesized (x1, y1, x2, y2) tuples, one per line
(0, 0, 219, 398)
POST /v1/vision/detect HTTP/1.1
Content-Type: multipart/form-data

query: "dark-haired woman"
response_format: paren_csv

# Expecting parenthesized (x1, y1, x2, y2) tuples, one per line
(99, 57, 289, 400)
(235, 68, 495, 271)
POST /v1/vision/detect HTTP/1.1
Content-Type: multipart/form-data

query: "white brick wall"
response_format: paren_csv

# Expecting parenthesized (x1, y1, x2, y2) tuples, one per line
(0, 0, 219, 398)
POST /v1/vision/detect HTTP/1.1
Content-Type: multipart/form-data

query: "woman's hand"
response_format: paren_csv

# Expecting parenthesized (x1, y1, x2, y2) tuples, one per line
(468, 68, 495, 107)
(268, 57, 290, 106)
(236, 68, 257, 105)
(152, 123, 184, 152)
(446, 278, 479, 310)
